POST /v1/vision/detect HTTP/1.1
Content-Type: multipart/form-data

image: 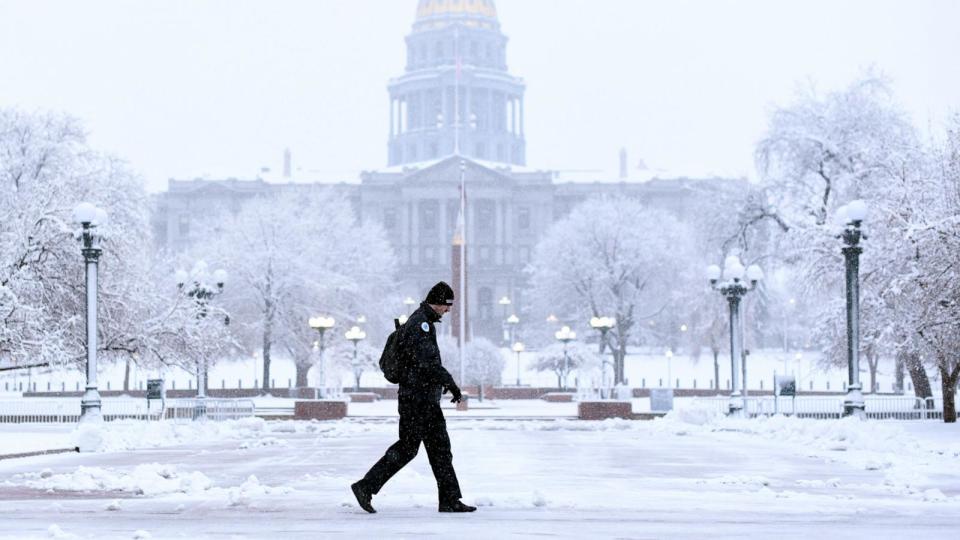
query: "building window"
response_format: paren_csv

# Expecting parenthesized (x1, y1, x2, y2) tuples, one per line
(474, 142, 486, 159)
(178, 215, 190, 237)
(408, 144, 418, 161)
(383, 209, 397, 229)
(421, 204, 437, 230)
(476, 201, 495, 239)
(519, 246, 531, 263)
(517, 207, 530, 230)
(430, 142, 439, 158)
(478, 287, 493, 320)
(422, 246, 435, 265)
(497, 144, 505, 162)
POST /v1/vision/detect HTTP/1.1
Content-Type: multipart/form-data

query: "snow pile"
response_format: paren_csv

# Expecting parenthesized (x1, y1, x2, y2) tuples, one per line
(70, 417, 270, 453)
(664, 399, 726, 426)
(716, 416, 910, 455)
(224, 475, 292, 507)
(46, 525, 76, 539)
(19, 464, 212, 496)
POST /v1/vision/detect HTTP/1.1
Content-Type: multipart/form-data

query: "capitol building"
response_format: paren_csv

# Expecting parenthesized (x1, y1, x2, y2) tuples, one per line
(152, 0, 740, 341)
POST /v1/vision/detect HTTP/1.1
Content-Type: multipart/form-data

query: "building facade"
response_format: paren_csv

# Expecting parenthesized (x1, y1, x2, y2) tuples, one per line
(152, 0, 740, 341)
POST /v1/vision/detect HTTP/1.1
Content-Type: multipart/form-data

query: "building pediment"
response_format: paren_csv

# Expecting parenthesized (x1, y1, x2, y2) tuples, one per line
(401, 156, 516, 188)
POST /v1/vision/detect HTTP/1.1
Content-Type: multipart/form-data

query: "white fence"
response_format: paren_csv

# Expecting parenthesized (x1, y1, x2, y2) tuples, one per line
(0, 398, 256, 424)
(697, 395, 943, 420)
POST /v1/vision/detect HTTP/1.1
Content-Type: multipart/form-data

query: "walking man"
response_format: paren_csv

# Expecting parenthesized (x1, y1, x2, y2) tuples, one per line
(351, 281, 477, 513)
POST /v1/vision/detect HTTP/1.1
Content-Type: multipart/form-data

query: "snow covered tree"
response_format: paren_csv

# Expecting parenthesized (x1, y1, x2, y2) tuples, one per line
(528, 196, 695, 385)
(533, 341, 602, 390)
(192, 189, 397, 390)
(0, 108, 181, 379)
(889, 114, 960, 421)
(328, 340, 380, 392)
(746, 75, 950, 405)
(461, 338, 505, 401)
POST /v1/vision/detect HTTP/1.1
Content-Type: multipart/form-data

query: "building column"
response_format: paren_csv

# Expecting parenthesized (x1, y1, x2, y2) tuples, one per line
(519, 96, 525, 138)
(390, 97, 395, 138)
(442, 85, 450, 154)
(501, 198, 512, 265)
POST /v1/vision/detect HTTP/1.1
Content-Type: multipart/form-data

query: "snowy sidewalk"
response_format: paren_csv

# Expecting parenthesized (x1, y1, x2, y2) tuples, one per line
(0, 417, 956, 539)
(0, 425, 76, 458)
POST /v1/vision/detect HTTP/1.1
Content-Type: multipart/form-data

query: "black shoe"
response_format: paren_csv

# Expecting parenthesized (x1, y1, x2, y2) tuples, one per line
(439, 500, 477, 513)
(351, 481, 376, 514)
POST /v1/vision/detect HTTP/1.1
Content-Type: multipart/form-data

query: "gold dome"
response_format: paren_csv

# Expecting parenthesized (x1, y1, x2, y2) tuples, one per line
(416, 0, 498, 21)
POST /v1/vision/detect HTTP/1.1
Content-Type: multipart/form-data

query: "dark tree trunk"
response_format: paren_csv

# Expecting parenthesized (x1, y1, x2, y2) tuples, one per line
(262, 313, 273, 391)
(557, 372, 562, 390)
(906, 352, 933, 399)
(123, 356, 131, 392)
(939, 359, 960, 424)
(295, 360, 309, 388)
(614, 337, 628, 385)
(894, 352, 906, 394)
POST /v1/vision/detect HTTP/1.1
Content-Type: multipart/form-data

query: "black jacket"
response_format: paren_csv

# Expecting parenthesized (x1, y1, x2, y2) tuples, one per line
(398, 302, 457, 402)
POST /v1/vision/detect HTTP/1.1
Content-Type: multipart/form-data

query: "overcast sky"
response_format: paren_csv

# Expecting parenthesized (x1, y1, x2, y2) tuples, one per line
(1, 0, 957, 192)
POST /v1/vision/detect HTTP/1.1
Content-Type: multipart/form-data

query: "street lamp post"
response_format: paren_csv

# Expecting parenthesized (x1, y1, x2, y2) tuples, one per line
(836, 200, 868, 419)
(665, 349, 674, 388)
(345, 325, 367, 392)
(308, 316, 335, 398)
(175, 261, 228, 419)
(512, 341, 525, 386)
(498, 296, 511, 344)
(506, 314, 519, 344)
(590, 316, 615, 397)
(554, 325, 576, 390)
(73, 202, 108, 423)
(707, 256, 764, 416)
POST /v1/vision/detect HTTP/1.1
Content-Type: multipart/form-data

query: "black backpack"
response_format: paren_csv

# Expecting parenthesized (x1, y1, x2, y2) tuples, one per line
(379, 318, 407, 384)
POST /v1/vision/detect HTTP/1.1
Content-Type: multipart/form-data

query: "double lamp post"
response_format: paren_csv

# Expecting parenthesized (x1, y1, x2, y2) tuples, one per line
(707, 255, 764, 416)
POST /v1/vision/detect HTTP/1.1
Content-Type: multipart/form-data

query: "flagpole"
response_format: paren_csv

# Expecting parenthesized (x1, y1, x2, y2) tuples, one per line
(454, 24, 466, 387)
(454, 26, 461, 156)
(458, 160, 466, 387)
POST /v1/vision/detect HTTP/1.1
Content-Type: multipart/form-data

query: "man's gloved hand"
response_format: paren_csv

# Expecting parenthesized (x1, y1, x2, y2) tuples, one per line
(445, 383, 463, 404)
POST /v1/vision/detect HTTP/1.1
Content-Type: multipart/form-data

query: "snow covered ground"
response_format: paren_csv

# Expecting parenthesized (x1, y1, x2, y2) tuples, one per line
(0, 411, 958, 539)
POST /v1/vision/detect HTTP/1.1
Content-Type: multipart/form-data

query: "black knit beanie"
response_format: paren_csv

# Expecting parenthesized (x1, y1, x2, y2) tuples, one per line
(425, 281, 455, 306)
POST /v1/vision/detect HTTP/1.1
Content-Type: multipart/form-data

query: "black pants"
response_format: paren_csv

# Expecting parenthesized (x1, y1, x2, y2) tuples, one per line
(359, 396, 462, 502)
